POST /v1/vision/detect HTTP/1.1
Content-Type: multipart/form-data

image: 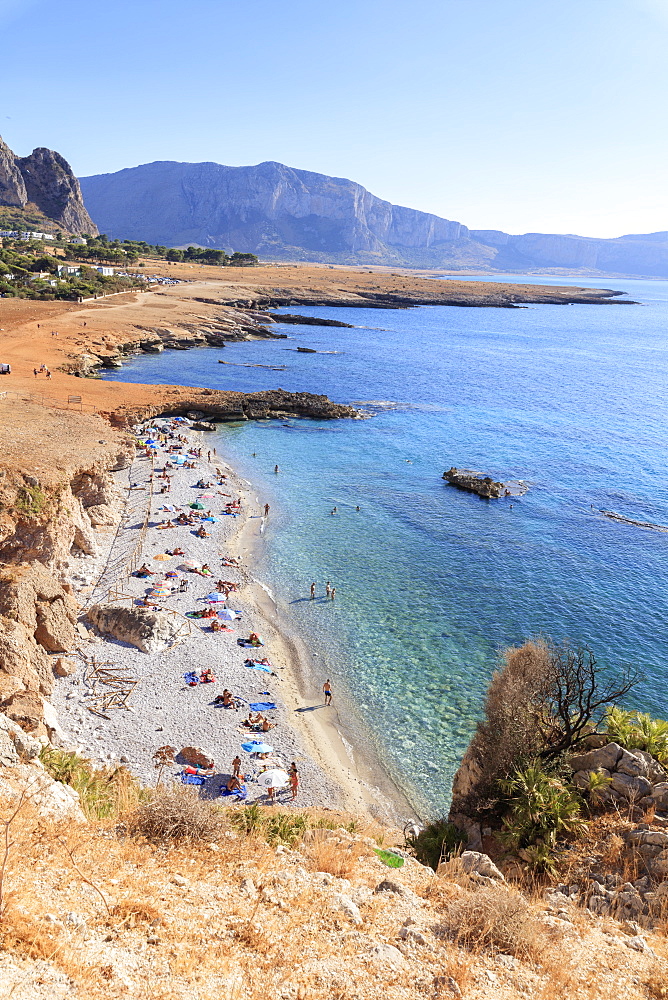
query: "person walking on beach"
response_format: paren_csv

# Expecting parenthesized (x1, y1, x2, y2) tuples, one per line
(323, 679, 332, 706)
(310, 582, 316, 600)
(232, 755, 241, 777)
(325, 581, 331, 598)
(33, 368, 38, 378)
(264, 503, 270, 517)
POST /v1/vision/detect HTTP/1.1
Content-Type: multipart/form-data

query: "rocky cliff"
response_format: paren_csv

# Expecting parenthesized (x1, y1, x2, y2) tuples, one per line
(80, 157, 668, 277)
(0, 135, 97, 235)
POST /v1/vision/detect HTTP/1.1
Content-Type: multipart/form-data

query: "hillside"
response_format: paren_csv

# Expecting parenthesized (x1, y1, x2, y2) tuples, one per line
(80, 159, 668, 277)
(0, 136, 96, 236)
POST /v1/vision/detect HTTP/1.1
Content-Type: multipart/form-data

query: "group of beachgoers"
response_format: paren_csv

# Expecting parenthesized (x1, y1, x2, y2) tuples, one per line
(132, 418, 300, 804)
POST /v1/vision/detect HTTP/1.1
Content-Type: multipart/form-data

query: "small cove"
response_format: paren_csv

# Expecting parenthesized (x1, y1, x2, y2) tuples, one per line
(107, 275, 668, 818)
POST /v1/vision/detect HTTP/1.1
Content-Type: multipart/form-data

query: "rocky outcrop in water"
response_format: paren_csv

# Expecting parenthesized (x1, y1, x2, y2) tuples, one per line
(0, 135, 97, 235)
(442, 468, 507, 499)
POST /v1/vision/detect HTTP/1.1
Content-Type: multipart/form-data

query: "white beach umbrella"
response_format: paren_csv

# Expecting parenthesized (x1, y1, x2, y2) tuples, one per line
(181, 560, 201, 570)
(257, 769, 289, 789)
(218, 608, 240, 620)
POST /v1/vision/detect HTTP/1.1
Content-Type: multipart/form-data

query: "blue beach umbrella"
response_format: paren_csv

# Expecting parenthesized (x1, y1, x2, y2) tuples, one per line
(241, 741, 274, 754)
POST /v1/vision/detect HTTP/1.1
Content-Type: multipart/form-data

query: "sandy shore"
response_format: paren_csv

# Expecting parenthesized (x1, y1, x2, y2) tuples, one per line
(50, 419, 412, 823)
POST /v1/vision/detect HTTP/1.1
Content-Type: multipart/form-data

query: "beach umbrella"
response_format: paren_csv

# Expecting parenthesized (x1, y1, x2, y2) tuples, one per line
(205, 592, 227, 603)
(198, 493, 215, 499)
(165, 571, 179, 578)
(203, 516, 220, 523)
(153, 553, 171, 561)
(241, 741, 274, 754)
(257, 769, 289, 789)
(160, 504, 177, 512)
(174, 456, 186, 465)
(218, 608, 240, 621)
(149, 588, 170, 597)
(145, 438, 157, 444)
(190, 502, 205, 510)
(181, 560, 201, 570)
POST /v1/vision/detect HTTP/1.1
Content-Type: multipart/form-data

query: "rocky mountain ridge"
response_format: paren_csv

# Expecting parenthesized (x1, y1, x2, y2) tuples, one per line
(80, 157, 668, 277)
(0, 136, 97, 235)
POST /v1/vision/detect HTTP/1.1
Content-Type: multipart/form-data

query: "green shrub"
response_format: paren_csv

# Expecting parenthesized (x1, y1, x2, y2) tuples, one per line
(497, 763, 588, 871)
(605, 707, 668, 764)
(405, 819, 467, 870)
(39, 746, 143, 820)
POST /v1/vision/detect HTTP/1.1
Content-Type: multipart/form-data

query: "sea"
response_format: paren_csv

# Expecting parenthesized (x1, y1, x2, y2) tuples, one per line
(107, 274, 668, 819)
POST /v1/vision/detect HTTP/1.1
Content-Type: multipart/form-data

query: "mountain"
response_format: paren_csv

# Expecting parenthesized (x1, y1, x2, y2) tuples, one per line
(79, 159, 668, 277)
(0, 136, 96, 235)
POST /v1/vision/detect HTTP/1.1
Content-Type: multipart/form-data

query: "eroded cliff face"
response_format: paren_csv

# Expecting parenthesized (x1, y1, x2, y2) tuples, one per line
(0, 410, 132, 735)
(0, 135, 97, 235)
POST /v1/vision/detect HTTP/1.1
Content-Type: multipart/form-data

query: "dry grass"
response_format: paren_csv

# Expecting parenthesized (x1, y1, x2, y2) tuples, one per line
(124, 784, 227, 843)
(302, 836, 368, 878)
(436, 882, 547, 960)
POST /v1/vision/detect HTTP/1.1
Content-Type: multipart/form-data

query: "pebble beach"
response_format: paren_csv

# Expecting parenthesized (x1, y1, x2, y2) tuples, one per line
(51, 418, 408, 821)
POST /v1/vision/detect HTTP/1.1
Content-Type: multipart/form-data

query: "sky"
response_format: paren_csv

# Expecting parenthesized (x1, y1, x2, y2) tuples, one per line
(1, 0, 667, 238)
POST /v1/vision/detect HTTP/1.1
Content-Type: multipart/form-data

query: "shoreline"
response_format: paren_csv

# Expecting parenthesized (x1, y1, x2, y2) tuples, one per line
(51, 420, 414, 823)
(234, 500, 416, 822)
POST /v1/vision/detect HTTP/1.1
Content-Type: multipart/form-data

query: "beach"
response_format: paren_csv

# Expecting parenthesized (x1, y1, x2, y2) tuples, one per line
(50, 417, 413, 823)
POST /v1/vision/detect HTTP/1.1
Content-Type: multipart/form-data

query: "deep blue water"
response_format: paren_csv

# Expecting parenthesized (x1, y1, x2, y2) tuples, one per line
(107, 275, 668, 818)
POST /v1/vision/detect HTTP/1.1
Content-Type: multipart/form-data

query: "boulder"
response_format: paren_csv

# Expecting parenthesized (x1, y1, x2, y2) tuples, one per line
(458, 851, 505, 881)
(178, 747, 214, 770)
(650, 782, 668, 810)
(634, 751, 667, 784)
(573, 767, 611, 789)
(86, 604, 184, 654)
(616, 749, 650, 778)
(53, 657, 76, 678)
(628, 830, 668, 848)
(3, 690, 46, 733)
(610, 772, 653, 800)
(569, 743, 623, 773)
(368, 943, 405, 968)
(192, 421, 216, 431)
(85, 504, 117, 527)
(0, 711, 41, 761)
(28, 772, 86, 823)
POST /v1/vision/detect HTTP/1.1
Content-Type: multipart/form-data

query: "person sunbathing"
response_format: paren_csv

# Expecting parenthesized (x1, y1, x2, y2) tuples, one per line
(261, 717, 276, 732)
(201, 563, 212, 574)
(216, 580, 226, 592)
(171, 547, 185, 556)
(196, 526, 210, 538)
(200, 668, 216, 683)
(248, 632, 262, 647)
(222, 556, 239, 566)
(137, 564, 154, 576)
(226, 774, 242, 793)
(210, 619, 225, 632)
(158, 520, 175, 529)
(202, 607, 217, 619)
(241, 711, 263, 727)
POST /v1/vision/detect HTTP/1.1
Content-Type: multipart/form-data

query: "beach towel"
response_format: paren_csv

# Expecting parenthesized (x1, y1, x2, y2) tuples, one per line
(221, 783, 247, 800)
(243, 660, 272, 673)
(249, 702, 277, 711)
(181, 773, 205, 785)
(183, 672, 199, 686)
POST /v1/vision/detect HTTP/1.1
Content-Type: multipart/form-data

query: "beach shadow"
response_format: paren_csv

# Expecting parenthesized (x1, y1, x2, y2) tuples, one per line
(295, 704, 327, 712)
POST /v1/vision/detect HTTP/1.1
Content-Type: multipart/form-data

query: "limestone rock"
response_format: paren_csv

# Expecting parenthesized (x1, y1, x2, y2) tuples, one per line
(573, 766, 611, 789)
(53, 657, 76, 678)
(569, 743, 623, 773)
(85, 504, 117, 527)
(650, 782, 668, 810)
(0, 136, 27, 207)
(29, 772, 86, 823)
(86, 604, 184, 654)
(610, 772, 653, 800)
(368, 943, 405, 967)
(0, 711, 41, 762)
(3, 690, 46, 733)
(458, 851, 505, 881)
(17, 145, 97, 235)
(334, 894, 363, 925)
(616, 748, 650, 778)
(634, 751, 667, 784)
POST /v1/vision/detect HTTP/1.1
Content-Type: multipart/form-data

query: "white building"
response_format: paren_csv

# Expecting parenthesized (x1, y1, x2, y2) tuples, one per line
(95, 266, 114, 276)
(0, 231, 55, 240)
(57, 264, 81, 276)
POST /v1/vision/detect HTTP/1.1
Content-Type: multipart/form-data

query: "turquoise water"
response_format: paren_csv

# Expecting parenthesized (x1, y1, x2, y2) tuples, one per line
(108, 275, 668, 818)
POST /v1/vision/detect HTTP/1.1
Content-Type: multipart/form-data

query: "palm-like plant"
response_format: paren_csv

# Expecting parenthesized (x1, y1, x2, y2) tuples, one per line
(498, 763, 588, 859)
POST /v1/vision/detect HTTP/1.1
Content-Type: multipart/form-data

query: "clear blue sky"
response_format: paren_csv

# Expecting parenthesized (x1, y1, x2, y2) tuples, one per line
(1, 0, 667, 237)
